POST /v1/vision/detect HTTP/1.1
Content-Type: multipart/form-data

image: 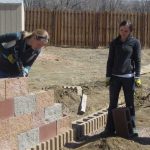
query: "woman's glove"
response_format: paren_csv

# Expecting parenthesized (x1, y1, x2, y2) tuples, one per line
(22, 66, 31, 77)
(135, 78, 142, 87)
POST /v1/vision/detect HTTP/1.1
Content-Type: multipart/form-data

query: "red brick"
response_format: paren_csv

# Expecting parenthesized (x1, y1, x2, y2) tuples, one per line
(0, 79, 6, 101)
(31, 110, 45, 128)
(9, 114, 32, 135)
(5, 77, 28, 99)
(35, 90, 54, 110)
(57, 114, 71, 134)
(39, 121, 57, 142)
(0, 99, 14, 120)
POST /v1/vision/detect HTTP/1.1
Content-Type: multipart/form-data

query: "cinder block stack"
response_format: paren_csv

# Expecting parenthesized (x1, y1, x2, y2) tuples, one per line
(0, 78, 71, 150)
(72, 108, 108, 140)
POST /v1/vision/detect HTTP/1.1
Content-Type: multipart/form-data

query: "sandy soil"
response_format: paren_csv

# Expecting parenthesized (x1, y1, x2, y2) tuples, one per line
(28, 46, 150, 150)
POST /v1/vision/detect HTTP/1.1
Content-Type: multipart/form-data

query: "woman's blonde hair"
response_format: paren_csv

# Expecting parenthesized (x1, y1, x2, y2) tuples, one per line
(22, 29, 49, 43)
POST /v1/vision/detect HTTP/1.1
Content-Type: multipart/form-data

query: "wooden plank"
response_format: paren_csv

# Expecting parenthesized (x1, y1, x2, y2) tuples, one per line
(114, 12, 117, 38)
(71, 11, 75, 46)
(29, 9, 33, 31)
(75, 11, 78, 46)
(145, 13, 148, 47)
(85, 12, 88, 47)
(91, 12, 97, 48)
(87, 12, 89, 46)
(79, 11, 82, 47)
(89, 12, 93, 47)
(64, 11, 67, 46)
(54, 11, 58, 45)
(82, 11, 86, 47)
(41, 9, 45, 29)
(106, 11, 110, 46)
(48, 10, 52, 45)
(110, 11, 113, 43)
(102, 12, 105, 46)
(44, 9, 48, 31)
(37, 8, 41, 29)
(33, 8, 37, 30)
(60, 11, 64, 45)
(133, 13, 137, 38)
(137, 12, 141, 42)
(57, 10, 61, 46)
(148, 13, 150, 47)
(68, 11, 71, 46)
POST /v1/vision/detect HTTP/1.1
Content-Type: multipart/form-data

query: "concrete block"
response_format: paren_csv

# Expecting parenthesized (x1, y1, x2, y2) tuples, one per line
(0, 98, 14, 120)
(35, 90, 54, 111)
(31, 110, 45, 128)
(112, 107, 133, 138)
(5, 77, 28, 99)
(80, 94, 87, 113)
(69, 129, 74, 142)
(0, 79, 5, 101)
(0, 119, 10, 138)
(58, 134, 63, 149)
(57, 114, 71, 134)
(18, 128, 39, 150)
(45, 103, 63, 123)
(14, 94, 36, 116)
(0, 136, 12, 150)
(9, 134, 18, 150)
(62, 132, 66, 145)
(66, 131, 70, 143)
(54, 136, 59, 150)
(39, 121, 57, 142)
(76, 86, 82, 96)
(50, 138, 55, 150)
(9, 114, 32, 136)
(46, 141, 50, 150)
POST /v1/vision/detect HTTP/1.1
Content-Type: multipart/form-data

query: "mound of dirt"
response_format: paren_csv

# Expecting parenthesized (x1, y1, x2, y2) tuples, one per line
(85, 137, 150, 150)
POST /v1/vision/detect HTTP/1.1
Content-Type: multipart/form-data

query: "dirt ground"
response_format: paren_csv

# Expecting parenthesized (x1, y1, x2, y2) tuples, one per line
(28, 46, 150, 150)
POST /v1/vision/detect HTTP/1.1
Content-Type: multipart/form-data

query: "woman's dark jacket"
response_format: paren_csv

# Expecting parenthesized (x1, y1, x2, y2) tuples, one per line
(0, 32, 41, 75)
(106, 35, 141, 78)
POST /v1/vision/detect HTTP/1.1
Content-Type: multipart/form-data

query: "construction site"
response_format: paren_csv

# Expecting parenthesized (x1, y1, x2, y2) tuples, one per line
(0, 46, 149, 150)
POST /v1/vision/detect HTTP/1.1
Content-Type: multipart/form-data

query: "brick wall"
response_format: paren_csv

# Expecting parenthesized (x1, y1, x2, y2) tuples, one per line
(0, 77, 71, 150)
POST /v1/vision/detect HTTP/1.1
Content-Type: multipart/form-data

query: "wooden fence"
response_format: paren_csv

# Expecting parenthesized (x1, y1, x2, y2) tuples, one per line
(25, 9, 150, 48)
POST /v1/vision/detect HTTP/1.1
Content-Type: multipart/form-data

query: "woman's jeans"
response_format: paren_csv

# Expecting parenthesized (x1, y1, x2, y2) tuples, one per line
(105, 76, 135, 133)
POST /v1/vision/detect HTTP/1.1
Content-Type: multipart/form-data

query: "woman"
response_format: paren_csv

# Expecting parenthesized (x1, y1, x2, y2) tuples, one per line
(0, 29, 49, 78)
(105, 20, 141, 136)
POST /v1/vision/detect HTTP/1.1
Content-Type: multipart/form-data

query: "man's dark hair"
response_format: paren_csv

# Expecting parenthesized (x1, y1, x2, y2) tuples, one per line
(119, 20, 133, 32)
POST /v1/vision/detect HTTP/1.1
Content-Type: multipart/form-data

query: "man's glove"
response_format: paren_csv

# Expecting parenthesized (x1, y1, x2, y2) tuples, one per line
(105, 77, 111, 87)
(135, 78, 142, 87)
